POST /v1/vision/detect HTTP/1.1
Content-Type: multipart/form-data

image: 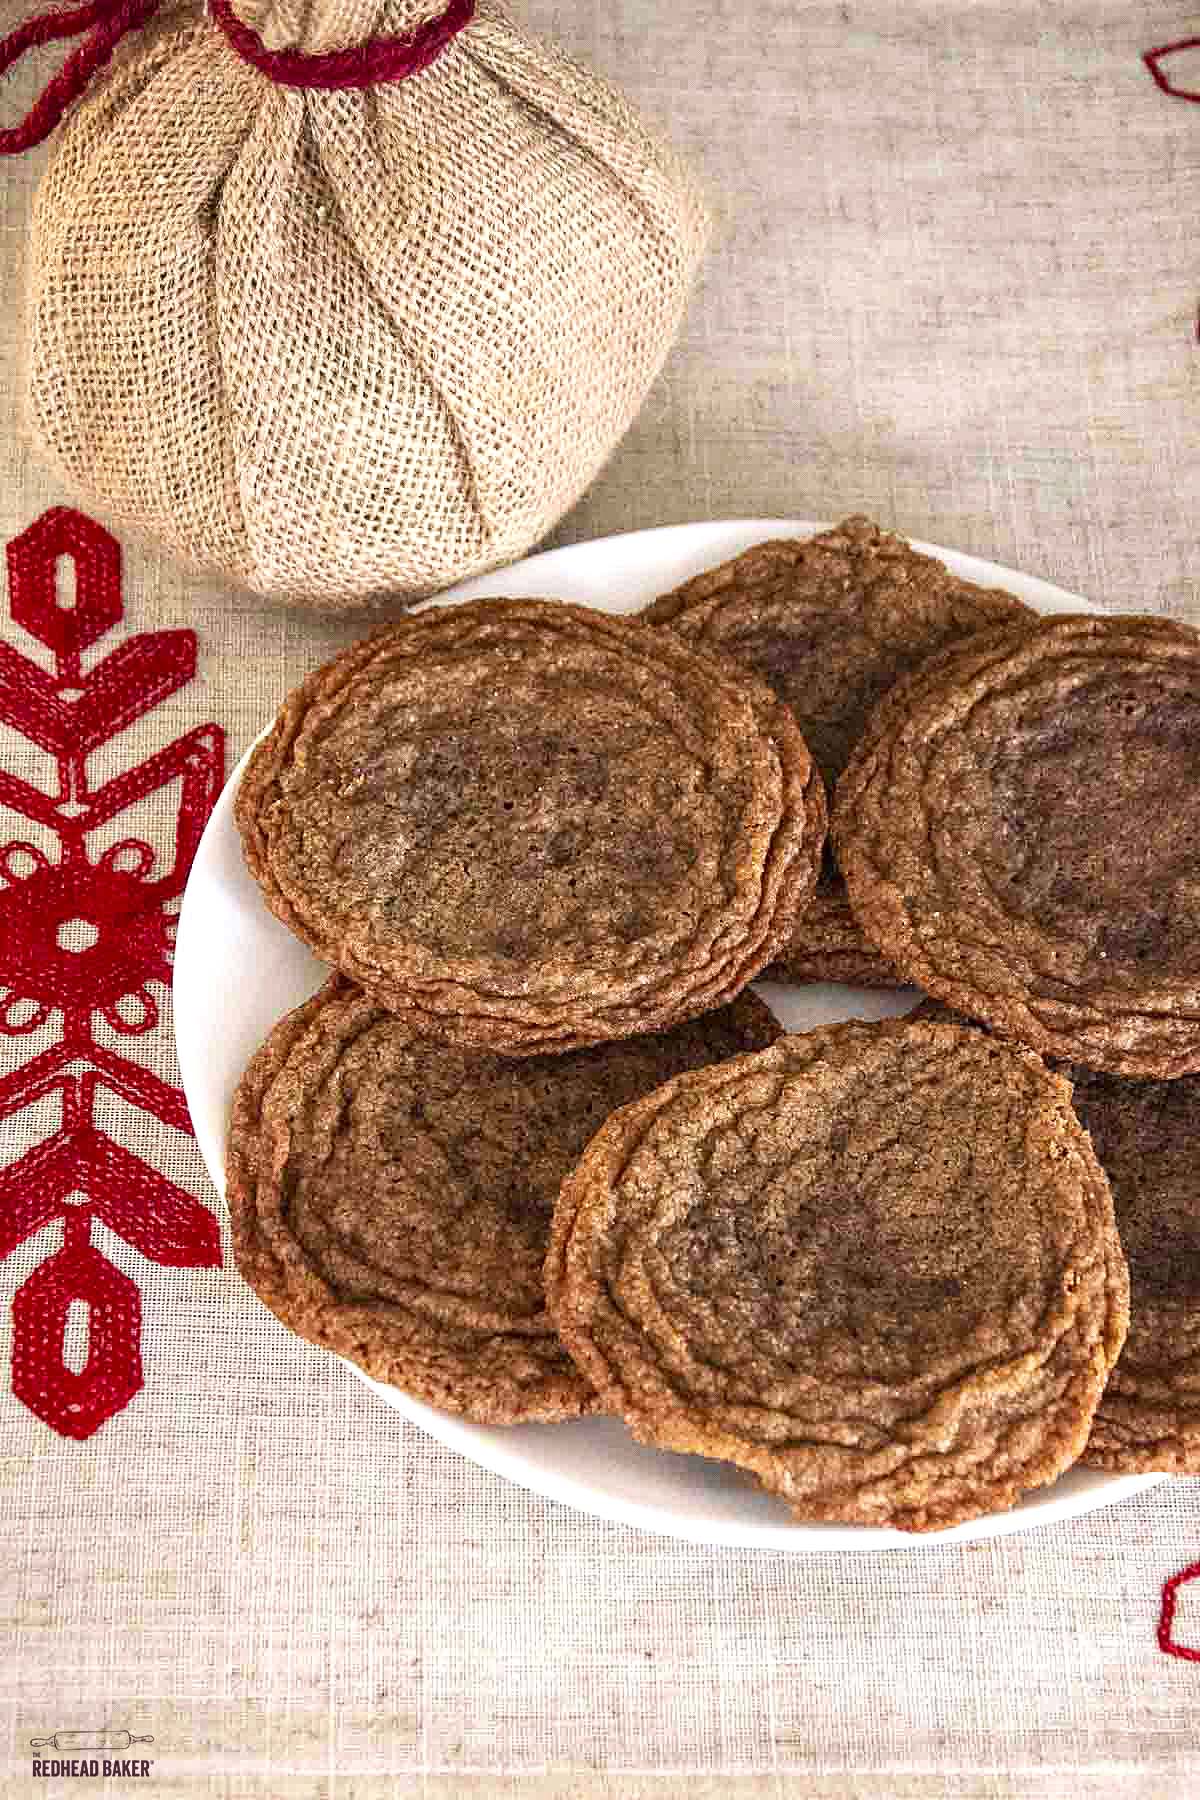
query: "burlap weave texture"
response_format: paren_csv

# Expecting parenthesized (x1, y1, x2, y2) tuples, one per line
(24, 0, 709, 609)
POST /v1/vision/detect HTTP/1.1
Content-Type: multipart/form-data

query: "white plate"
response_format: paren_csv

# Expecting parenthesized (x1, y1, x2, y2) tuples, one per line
(175, 520, 1165, 1549)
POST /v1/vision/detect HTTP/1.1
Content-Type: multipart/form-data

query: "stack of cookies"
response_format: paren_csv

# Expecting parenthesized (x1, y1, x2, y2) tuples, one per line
(228, 520, 1200, 1534)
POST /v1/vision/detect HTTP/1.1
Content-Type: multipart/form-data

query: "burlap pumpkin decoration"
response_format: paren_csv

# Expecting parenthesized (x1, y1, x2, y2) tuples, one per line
(7, 0, 708, 609)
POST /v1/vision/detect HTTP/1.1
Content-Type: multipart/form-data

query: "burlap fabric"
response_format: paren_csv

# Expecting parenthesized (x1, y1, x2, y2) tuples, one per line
(23, 0, 709, 609)
(4, 3, 1200, 1796)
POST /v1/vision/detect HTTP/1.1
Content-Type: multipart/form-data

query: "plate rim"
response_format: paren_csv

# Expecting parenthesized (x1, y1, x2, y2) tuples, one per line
(174, 516, 1166, 1551)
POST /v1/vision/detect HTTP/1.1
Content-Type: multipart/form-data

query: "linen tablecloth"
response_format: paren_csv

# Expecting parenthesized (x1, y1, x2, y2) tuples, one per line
(2, 3, 1199, 1793)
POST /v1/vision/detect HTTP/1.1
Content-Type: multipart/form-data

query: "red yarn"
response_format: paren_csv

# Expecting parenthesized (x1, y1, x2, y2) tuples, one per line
(0, 0, 161, 154)
(208, 0, 475, 91)
(0, 0, 475, 152)
(1160, 1561, 1200, 1661)
(1143, 38, 1200, 103)
(0, 508, 225, 1439)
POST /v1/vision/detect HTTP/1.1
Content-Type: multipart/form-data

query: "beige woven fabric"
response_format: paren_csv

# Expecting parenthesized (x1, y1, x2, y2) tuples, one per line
(23, 0, 708, 609)
(3, 1, 1200, 1794)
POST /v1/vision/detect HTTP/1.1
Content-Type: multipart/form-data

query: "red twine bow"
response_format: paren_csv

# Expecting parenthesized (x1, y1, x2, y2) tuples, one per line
(0, 0, 475, 153)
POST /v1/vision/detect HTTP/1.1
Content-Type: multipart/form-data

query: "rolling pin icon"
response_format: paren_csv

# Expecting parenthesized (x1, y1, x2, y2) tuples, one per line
(30, 1731, 154, 1751)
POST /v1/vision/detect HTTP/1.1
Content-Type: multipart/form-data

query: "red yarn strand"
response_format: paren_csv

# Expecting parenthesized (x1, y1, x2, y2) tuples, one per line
(1160, 1561, 1200, 1660)
(207, 0, 475, 91)
(0, 0, 163, 155)
(0, 0, 116, 70)
(0, 0, 475, 153)
(1143, 38, 1200, 103)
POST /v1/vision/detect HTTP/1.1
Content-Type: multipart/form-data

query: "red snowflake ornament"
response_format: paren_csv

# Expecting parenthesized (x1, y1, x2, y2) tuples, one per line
(0, 507, 224, 1438)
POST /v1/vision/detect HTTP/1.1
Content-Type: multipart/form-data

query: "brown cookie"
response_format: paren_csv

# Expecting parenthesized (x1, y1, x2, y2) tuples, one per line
(911, 996, 1200, 1474)
(236, 598, 825, 1056)
(547, 1018, 1128, 1533)
(227, 977, 782, 1425)
(1073, 1067, 1200, 1472)
(835, 613, 1200, 1076)
(642, 518, 1031, 986)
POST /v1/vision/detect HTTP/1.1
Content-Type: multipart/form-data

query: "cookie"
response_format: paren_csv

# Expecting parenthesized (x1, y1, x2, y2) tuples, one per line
(835, 612, 1200, 1076)
(911, 996, 1200, 1473)
(547, 1018, 1128, 1533)
(226, 977, 781, 1425)
(236, 598, 825, 1056)
(1073, 1066, 1200, 1471)
(641, 518, 1031, 986)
